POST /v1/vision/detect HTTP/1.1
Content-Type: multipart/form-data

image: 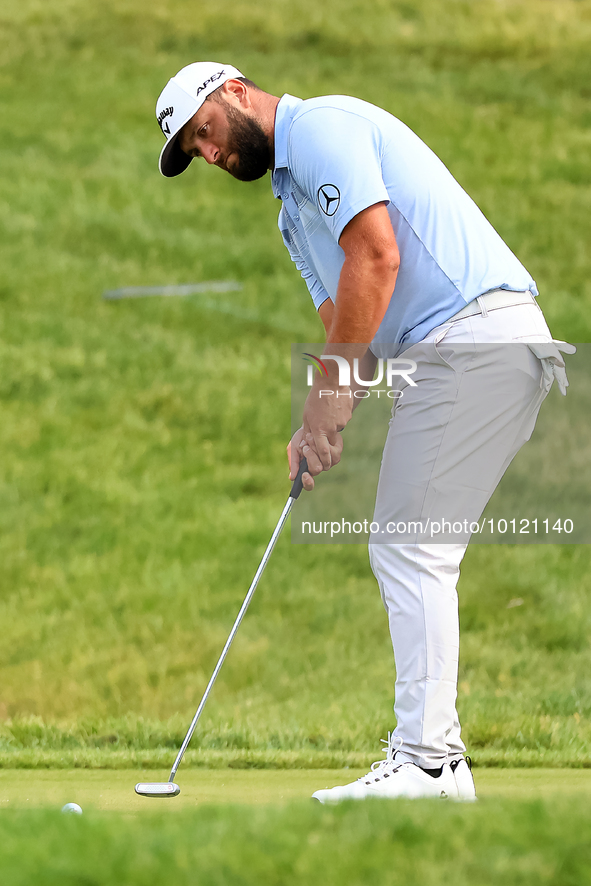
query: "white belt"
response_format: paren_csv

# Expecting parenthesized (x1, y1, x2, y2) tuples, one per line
(450, 289, 536, 322)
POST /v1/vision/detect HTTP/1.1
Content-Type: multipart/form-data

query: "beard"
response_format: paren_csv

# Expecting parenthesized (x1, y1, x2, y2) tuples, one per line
(222, 104, 272, 182)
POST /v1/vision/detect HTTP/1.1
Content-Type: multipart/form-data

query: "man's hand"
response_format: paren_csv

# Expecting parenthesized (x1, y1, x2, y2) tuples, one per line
(302, 379, 352, 470)
(288, 425, 343, 491)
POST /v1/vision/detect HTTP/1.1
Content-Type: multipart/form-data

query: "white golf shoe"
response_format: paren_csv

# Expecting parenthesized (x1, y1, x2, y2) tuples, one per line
(312, 735, 459, 804)
(450, 756, 477, 801)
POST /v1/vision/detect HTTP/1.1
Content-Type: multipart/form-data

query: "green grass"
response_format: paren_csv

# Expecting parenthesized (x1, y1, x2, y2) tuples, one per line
(4, 768, 591, 810)
(0, 0, 590, 770)
(3, 785, 591, 885)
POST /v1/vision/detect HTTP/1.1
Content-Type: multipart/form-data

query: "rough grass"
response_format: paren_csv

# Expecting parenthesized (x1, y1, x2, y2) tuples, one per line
(0, 0, 590, 767)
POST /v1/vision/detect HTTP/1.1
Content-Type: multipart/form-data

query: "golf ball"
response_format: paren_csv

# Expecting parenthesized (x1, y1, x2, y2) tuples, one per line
(61, 803, 83, 815)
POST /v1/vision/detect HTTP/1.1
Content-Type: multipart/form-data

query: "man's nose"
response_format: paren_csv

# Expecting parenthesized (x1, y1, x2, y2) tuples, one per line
(200, 142, 219, 165)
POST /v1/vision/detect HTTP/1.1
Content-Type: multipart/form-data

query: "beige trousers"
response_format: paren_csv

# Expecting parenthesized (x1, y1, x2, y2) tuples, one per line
(368, 299, 554, 768)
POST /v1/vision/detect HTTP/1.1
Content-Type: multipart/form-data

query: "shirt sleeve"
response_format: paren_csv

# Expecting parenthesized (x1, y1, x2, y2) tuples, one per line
(278, 208, 332, 310)
(288, 106, 390, 242)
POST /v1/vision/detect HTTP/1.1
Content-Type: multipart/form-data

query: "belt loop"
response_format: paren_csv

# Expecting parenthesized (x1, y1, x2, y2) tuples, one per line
(476, 295, 489, 318)
(529, 289, 542, 312)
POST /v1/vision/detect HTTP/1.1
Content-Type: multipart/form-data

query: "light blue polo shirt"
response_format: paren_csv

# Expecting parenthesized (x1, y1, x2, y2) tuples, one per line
(272, 94, 538, 351)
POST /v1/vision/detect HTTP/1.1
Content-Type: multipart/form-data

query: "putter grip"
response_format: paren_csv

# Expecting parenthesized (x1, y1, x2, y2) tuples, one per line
(290, 457, 309, 500)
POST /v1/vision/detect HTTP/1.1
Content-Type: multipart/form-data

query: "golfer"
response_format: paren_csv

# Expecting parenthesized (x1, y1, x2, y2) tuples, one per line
(155, 63, 572, 802)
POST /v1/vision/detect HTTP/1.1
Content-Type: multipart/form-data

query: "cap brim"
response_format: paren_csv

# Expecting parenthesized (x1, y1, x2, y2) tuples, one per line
(159, 132, 193, 178)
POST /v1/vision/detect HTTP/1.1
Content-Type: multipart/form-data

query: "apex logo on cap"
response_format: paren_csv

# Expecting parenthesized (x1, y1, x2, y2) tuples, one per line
(196, 70, 225, 97)
(157, 106, 174, 135)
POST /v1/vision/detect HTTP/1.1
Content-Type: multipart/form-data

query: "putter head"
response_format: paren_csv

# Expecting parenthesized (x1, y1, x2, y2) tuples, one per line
(135, 782, 181, 798)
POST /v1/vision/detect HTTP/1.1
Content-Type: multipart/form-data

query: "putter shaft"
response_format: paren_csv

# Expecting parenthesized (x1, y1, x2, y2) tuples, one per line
(167, 458, 308, 783)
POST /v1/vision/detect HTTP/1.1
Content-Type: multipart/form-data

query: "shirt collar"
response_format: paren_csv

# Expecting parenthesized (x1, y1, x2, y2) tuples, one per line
(272, 94, 303, 195)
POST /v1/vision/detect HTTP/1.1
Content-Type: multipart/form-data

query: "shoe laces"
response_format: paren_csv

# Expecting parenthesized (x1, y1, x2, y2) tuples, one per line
(359, 733, 404, 784)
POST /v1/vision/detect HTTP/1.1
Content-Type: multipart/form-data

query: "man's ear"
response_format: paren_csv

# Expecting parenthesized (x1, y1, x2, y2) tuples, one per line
(222, 78, 251, 109)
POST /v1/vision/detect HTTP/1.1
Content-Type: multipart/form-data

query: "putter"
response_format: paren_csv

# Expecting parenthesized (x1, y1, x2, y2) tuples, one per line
(135, 457, 309, 798)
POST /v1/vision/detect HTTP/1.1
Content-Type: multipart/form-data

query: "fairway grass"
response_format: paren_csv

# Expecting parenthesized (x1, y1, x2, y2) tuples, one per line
(2, 768, 591, 811)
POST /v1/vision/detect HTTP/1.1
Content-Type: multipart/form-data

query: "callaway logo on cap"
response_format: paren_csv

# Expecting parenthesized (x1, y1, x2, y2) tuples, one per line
(155, 62, 244, 178)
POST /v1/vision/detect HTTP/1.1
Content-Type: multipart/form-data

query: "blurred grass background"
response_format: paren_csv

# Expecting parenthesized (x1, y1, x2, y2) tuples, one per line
(4, 796, 591, 885)
(0, 0, 590, 767)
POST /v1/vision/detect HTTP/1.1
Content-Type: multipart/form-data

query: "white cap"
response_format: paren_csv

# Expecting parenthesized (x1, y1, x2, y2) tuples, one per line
(156, 62, 245, 177)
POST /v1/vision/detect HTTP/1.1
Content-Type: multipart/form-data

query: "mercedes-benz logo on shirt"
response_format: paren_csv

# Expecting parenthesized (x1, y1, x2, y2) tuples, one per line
(318, 184, 341, 217)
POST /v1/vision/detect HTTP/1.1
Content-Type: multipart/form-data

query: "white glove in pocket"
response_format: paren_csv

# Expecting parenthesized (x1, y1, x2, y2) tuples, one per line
(526, 340, 577, 395)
